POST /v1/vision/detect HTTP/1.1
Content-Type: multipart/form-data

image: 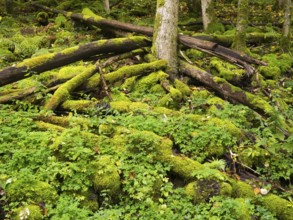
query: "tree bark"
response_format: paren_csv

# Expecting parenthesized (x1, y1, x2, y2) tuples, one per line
(104, 0, 110, 14)
(152, 0, 179, 78)
(281, 0, 291, 51)
(201, 0, 212, 31)
(0, 36, 151, 87)
(233, 0, 249, 52)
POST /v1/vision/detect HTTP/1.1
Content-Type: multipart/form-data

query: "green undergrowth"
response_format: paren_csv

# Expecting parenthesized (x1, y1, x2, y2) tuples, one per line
(0, 0, 293, 219)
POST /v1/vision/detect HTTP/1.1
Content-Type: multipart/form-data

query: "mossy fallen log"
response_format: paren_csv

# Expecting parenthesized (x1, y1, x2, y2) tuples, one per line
(82, 60, 167, 91)
(180, 61, 274, 116)
(44, 64, 99, 110)
(192, 32, 283, 46)
(0, 86, 36, 104)
(31, 4, 266, 72)
(0, 36, 151, 86)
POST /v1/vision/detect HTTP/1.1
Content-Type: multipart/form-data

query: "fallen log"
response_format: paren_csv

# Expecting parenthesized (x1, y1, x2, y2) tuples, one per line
(179, 61, 274, 116)
(0, 36, 151, 87)
(44, 64, 99, 110)
(82, 60, 167, 91)
(31, 4, 266, 73)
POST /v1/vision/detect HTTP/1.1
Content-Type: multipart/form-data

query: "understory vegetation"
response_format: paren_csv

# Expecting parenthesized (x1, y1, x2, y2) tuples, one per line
(0, 0, 292, 219)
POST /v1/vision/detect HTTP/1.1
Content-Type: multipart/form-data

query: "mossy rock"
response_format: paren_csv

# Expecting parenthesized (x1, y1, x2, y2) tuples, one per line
(260, 194, 293, 220)
(185, 180, 232, 203)
(6, 179, 57, 203)
(91, 156, 121, 197)
(231, 180, 254, 198)
(12, 205, 43, 220)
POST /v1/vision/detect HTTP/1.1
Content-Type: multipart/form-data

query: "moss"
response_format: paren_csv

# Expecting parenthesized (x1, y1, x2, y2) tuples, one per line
(44, 65, 97, 110)
(191, 89, 211, 99)
(206, 22, 225, 34)
(167, 156, 203, 180)
(110, 101, 131, 113)
(0, 48, 15, 63)
(86, 60, 166, 91)
(157, 94, 175, 108)
(210, 57, 245, 82)
(231, 180, 254, 198)
(133, 70, 168, 92)
(259, 66, 281, 79)
(245, 92, 274, 115)
(13, 205, 43, 220)
(91, 156, 121, 196)
(153, 106, 179, 115)
(260, 194, 293, 220)
(14, 36, 45, 58)
(220, 182, 233, 196)
(35, 121, 65, 132)
(109, 90, 131, 102)
(120, 76, 137, 92)
(262, 53, 293, 74)
(61, 100, 97, 112)
(99, 124, 115, 136)
(174, 79, 192, 97)
(16, 53, 53, 68)
(129, 102, 150, 112)
(206, 97, 226, 106)
(81, 8, 104, 21)
(150, 84, 165, 94)
(6, 179, 57, 203)
(185, 49, 204, 61)
(185, 180, 231, 203)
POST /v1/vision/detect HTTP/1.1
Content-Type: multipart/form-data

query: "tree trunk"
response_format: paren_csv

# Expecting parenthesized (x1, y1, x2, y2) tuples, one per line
(201, 0, 212, 31)
(233, 0, 249, 52)
(281, 0, 291, 51)
(104, 0, 110, 14)
(152, 0, 179, 78)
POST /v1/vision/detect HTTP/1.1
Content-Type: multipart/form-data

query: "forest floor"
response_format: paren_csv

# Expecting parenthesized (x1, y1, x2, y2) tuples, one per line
(0, 0, 292, 219)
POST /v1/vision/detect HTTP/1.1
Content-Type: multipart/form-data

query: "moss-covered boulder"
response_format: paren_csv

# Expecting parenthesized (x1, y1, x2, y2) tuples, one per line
(185, 180, 232, 203)
(260, 194, 293, 220)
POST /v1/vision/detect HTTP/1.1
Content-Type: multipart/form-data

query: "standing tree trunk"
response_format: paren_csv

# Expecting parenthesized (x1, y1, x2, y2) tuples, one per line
(104, 0, 110, 14)
(201, 0, 212, 31)
(281, 0, 291, 51)
(201, 0, 224, 33)
(152, 0, 179, 79)
(233, 0, 249, 52)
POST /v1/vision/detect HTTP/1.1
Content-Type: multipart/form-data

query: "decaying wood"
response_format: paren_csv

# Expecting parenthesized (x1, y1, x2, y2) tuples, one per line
(81, 60, 167, 91)
(0, 36, 151, 87)
(98, 64, 113, 101)
(179, 61, 274, 116)
(0, 87, 37, 104)
(44, 64, 99, 110)
(31, 4, 266, 72)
